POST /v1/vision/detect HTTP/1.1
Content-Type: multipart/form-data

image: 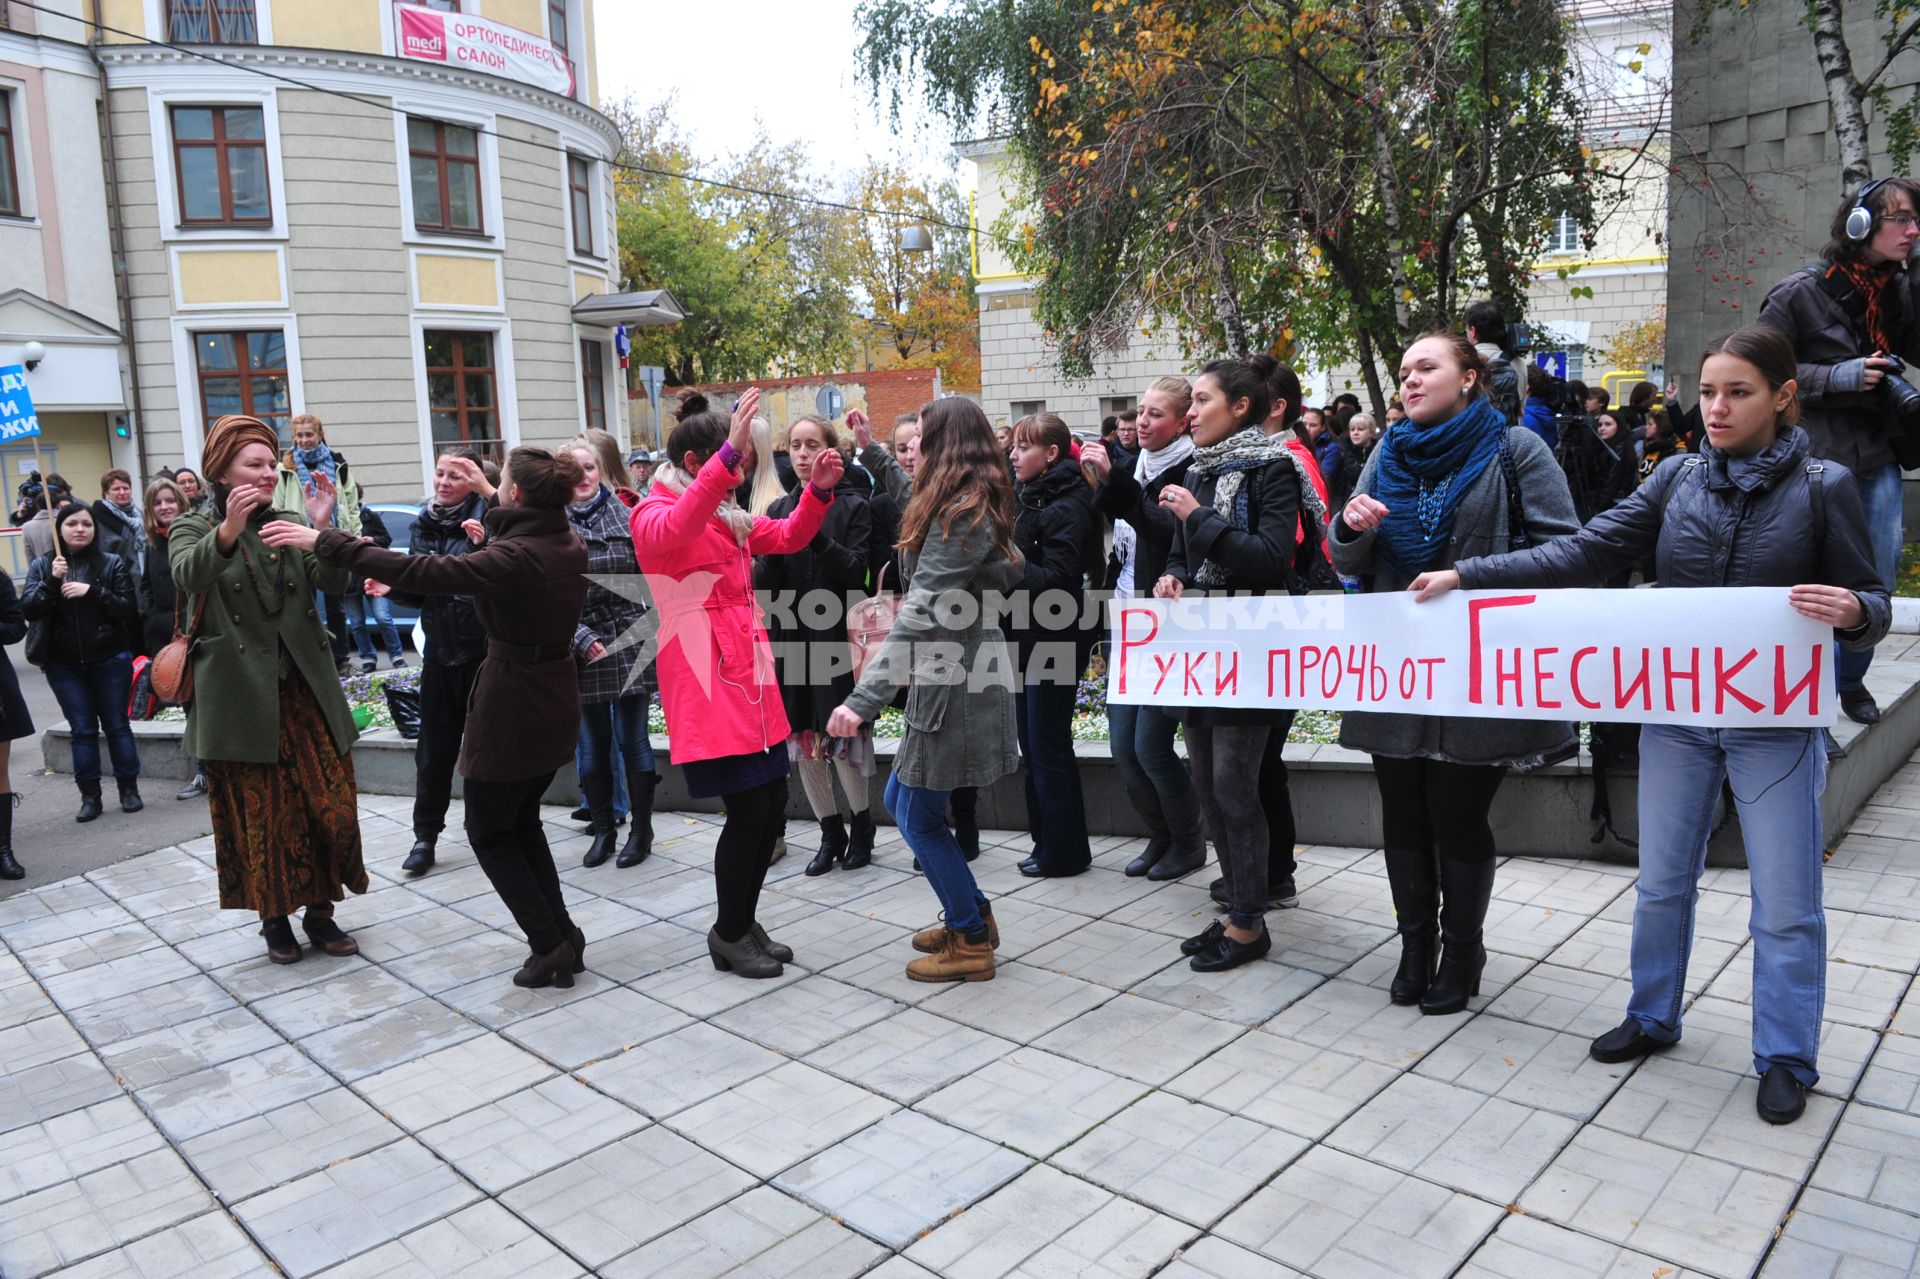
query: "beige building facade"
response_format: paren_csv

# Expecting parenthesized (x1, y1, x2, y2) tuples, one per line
(86, 0, 631, 500)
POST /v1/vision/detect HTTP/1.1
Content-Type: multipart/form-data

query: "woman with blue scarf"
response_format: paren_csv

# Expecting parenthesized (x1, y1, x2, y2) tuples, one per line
(1331, 332, 1578, 1016)
(276, 415, 365, 673)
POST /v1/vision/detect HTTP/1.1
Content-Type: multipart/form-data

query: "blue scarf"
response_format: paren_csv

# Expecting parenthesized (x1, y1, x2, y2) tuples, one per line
(1371, 396, 1506, 576)
(291, 442, 339, 528)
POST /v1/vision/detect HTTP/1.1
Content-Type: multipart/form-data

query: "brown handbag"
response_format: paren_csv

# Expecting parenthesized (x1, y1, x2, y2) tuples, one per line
(847, 564, 902, 681)
(149, 591, 208, 706)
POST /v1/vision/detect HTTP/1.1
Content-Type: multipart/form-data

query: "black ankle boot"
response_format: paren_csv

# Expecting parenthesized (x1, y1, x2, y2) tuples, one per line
(580, 774, 617, 869)
(806, 815, 847, 876)
(513, 938, 577, 989)
(1123, 788, 1173, 876)
(75, 780, 102, 823)
(842, 811, 876, 870)
(1383, 848, 1439, 1005)
(951, 787, 980, 861)
(0, 793, 20, 880)
(1422, 855, 1495, 1016)
(1148, 786, 1208, 881)
(616, 772, 658, 869)
(117, 778, 143, 813)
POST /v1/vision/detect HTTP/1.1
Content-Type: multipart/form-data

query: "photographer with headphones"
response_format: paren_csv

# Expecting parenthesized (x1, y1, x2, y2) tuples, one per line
(1759, 177, 1920, 724)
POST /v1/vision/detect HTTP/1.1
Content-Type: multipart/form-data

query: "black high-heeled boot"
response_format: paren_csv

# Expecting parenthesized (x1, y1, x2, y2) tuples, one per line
(806, 815, 847, 876)
(842, 811, 876, 870)
(580, 774, 617, 868)
(1422, 855, 1495, 1016)
(513, 938, 577, 989)
(0, 794, 23, 880)
(615, 772, 658, 868)
(1123, 789, 1172, 877)
(1383, 848, 1439, 1005)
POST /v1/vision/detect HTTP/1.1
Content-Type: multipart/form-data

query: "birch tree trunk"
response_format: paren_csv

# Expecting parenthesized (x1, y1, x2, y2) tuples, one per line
(1808, 0, 1873, 190)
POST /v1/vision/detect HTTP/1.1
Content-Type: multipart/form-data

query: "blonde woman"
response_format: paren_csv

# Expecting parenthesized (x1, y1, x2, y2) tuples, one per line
(745, 416, 790, 515)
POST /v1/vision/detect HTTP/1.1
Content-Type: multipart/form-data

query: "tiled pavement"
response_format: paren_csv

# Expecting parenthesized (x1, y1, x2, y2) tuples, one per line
(3, 765, 1920, 1279)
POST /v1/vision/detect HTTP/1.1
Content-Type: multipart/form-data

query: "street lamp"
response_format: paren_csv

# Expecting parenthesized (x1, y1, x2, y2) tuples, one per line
(899, 226, 935, 254)
(22, 341, 45, 372)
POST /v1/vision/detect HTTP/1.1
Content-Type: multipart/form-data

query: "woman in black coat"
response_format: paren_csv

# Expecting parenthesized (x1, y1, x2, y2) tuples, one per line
(1155, 359, 1309, 973)
(1009, 412, 1099, 878)
(0, 569, 33, 878)
(758, 417, 876, 875)
(24, 502, 141, 821)
(139, 478, 207, 800)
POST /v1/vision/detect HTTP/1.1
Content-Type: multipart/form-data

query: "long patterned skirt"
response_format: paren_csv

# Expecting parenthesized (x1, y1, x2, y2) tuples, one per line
(207, 673, 368, 919)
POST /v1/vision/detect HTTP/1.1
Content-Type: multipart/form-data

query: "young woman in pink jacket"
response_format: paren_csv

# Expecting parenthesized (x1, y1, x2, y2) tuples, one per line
(631, 387, 842, 978)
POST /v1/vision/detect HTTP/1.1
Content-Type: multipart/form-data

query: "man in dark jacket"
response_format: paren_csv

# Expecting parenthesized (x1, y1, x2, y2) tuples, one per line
(1757, 176, 1920, 723)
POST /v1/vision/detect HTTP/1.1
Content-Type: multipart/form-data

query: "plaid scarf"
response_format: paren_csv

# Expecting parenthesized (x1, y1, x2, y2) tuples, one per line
(1831, 260, 1901, 354)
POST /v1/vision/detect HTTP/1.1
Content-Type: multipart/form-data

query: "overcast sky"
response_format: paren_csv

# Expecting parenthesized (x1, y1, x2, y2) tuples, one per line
(593, 1, 967, 188)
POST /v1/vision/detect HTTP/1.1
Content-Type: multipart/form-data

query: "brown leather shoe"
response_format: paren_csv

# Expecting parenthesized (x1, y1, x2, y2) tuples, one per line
(301, 911, 359, 957)
(907, 927, 995, 983)
(261, 916, 302, 965)
(912, 903, 998, 953)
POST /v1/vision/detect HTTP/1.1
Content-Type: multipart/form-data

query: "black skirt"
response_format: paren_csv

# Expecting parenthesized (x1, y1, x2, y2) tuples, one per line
(0, 651, 34, 741)
(681, 745, 788, 800)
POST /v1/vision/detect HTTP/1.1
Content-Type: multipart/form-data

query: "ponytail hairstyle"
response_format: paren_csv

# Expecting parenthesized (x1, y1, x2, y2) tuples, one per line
(1198, 358, 1273, 429)
(505, 446, 584, 510)
(899, 398, 1017, 557)
(659, 408, 757, 543)
(1246, 353, 1301, 428)
(1702, 325, 1800, 426)
(673, 391, 709, 423)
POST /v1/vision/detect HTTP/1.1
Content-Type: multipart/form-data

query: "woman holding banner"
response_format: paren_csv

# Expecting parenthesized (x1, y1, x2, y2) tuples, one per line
(1410, 324, 1889, 1125)
(1152, 359, 1314, 972)
(1334, 333, 1579, 1015)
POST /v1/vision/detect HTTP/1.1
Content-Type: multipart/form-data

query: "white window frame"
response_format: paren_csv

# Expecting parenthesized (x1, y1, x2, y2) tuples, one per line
(0, 79, 37, 225)
(1547, 212, 1581, 256)
(561, 149, 606, 267)
(170, 312, 305, 466)
(571, 328, 616, 438)
(140, 0, 275, 44)
(392, 98, 505, 252)
(146, 85, 289, 243)
(409, 314, 519, 491)
(546, 0, 583, 101)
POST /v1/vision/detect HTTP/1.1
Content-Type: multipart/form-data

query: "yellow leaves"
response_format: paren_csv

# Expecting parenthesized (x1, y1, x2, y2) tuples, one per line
(1029, 34, 1041, 52)
(1039, 77, 1070, 107)
(1636, 42, 1651, 54)
(1490, 93, 1501, 106)
(1079, 38, 1092, 54)
(1627, 60, 1644, 73)
(1308, 244, 1321, 258)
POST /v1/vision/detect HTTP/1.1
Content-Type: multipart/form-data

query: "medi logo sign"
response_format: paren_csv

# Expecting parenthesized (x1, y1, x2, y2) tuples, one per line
(392, 4, 574, 97)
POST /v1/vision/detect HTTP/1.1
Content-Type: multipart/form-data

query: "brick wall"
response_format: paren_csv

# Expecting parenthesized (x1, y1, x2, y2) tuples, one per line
(629, 367, 939, 447)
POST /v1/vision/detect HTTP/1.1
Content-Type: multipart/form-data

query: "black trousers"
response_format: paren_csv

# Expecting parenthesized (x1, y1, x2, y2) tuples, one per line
(413, 658, 480, 841)
(1371, 756, 1509, 863)
(713, 776, 788, 942)
(1260, 729, 1297, 880)
(465, 768, 570, 953)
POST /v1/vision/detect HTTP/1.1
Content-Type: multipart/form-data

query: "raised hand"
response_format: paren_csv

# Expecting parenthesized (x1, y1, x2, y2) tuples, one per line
(461, 518, 486, 545)
(727, 387, 762, 456)
(847, 408, 873, 450)
(1157, 484, 1199, 520)
(811, 448, 845, 490)
(260, 520, 320, 553)
(304, 472, 337, 530)
(49, 555, 67, 581)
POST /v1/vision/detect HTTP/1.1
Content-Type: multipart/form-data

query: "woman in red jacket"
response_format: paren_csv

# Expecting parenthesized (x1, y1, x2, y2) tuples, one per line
(632, 387, 841, 978)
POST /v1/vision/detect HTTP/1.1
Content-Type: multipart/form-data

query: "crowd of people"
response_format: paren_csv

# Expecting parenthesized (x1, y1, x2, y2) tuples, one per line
(6, 185, 1913, 1130)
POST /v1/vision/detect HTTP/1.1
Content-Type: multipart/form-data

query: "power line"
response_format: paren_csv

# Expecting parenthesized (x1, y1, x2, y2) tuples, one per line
(10, 0, 1004, 247)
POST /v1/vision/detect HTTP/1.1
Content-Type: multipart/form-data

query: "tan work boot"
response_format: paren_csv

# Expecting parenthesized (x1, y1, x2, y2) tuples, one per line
(907, 927, 996, 983)
(912, 904, 998, 953)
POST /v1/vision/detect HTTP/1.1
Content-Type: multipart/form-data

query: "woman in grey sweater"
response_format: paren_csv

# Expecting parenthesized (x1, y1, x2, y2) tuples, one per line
(1332, 332, 1578, 1016)
(829, 398, 1024, 983)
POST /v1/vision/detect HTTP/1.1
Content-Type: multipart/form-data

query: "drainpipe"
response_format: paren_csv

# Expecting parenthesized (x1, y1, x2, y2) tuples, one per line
(87, 0, 150, 481)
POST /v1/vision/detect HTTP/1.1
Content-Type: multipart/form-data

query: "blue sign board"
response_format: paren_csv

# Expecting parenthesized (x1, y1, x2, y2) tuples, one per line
(1533, 351, 1569, 380)
(0, 366, 40, 444)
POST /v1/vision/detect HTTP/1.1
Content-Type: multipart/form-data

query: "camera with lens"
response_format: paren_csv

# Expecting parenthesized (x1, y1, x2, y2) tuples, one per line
(1879, 354, 1920, 425)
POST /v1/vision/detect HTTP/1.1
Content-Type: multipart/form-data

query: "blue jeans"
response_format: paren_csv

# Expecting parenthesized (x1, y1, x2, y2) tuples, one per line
(576, 739, 629, 818)
(1015, 678, 1090, 873)
(46, 653, 140, 784)
(885, 773, 987, 934)
(1835, 461, 1901, 693)
(579, 694, 655, 791)
(1107, 701, 1192, 797)
(343, 591, 404, 662)
(1630, 725, 1828, 1085)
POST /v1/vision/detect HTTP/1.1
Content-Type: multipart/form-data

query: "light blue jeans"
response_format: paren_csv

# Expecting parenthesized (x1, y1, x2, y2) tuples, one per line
(1628, 725, 1828, 1085)
(1835, 460, 1900, 693)
(343, 591, 404, 662)
(1107, 701, 1192, 797)
(885, 773, 987, 935)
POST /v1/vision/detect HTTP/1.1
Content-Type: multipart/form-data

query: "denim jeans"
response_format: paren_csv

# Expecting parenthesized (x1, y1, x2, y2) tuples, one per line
(578, 695, 655, 789)
(1015, 678, 1090, 873)
(576, 739, 629, 818)
(343, 591, 404, 662)
(885, 773, 987, 935)
(1836, 460, 1901, 693)
(1107, 701, 1192, 797)
(1630, 724, 1828, 1085)
(45, 653, 140, 784)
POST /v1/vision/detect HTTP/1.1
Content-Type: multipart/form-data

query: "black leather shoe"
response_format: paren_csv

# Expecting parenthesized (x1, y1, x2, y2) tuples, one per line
(1209, 876, 1229, 905)
(1147, 841, 1206, 881)
(1841, 688, 1882, 725)
(1180, 920, 1225, 956)
(1190, 926, 1271, 972)
(401, 839, 434, 878)
(1018, 857, 1042, 876)
(570, 806, 591, 823)
(1588, 1017, 1677, 1064)
(751, 923, 794, 963)
(1756, 1063, 1808, 1124)
(0, 848, 22, 880)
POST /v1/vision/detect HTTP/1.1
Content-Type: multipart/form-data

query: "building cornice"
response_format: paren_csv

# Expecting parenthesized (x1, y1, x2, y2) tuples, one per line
(95, 43, 620, 156)
(0, 28, 103, 77)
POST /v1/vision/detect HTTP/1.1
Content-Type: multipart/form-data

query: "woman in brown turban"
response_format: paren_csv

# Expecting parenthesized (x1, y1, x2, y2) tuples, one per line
(171, 415, 368, 963)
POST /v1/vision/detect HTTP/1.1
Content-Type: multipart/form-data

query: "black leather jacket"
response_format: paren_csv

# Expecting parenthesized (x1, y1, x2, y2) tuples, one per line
(1457, 426, 1891, 650)
(401, 493, 491, 666)
(1011, 458, 1100, 667)
(23, 548, 138, 666)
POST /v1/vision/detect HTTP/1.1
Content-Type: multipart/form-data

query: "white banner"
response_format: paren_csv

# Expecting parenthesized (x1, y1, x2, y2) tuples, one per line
(1108, 588, 1834, 728)
(395, 4, 575, 97)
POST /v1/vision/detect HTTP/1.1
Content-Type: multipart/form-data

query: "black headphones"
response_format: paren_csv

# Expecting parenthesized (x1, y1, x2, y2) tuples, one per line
(1846, 178, 1891, 241)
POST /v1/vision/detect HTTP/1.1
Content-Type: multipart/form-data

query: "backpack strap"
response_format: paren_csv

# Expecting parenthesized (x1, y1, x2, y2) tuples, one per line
(1657, 455, 1707, 521)
(1805, 460, 1828, 546)
(1497, 430, 1528, 550)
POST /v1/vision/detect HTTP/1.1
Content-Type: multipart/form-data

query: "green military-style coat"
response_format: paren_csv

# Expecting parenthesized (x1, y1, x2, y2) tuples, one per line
(169, 507, 358, 765)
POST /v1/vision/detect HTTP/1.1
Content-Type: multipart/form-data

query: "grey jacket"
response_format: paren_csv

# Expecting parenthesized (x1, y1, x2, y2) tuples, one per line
(844, 516, 1024, 790)
(1457, 426, 1890, 650)
(1331, 427, 1581, 765)
(859, 442, 913, 506)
